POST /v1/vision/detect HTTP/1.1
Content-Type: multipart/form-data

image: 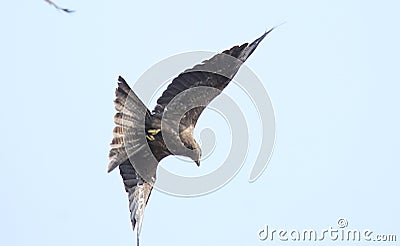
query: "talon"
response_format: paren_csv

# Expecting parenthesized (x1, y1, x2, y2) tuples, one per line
(146, 135, 155, 141)
(147, 129, 161, 135)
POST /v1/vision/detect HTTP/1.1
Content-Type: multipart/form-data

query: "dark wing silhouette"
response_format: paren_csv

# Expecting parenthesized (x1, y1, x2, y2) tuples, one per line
(152, 30, 273, 128)
(44, 0, 74, 13)
(109, 77, 158, 245)
(119, 157, 155, 246)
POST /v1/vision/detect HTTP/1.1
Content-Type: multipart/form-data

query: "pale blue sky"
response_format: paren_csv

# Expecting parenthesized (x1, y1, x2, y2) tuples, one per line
(1, 1, 399, 245)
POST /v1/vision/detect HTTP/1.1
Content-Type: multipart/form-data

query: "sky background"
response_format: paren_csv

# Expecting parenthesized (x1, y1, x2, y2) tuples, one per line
(1, 0, 399, 245)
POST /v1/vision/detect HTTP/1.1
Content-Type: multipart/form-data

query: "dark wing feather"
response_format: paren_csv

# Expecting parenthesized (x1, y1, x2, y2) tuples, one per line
(152, 30, 273, 127)
(44, 0, 74, 13)
(119, 157, 155, 235)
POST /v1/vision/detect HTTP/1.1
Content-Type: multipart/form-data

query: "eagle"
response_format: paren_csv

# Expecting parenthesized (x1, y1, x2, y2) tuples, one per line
(108, 29, 274, 245)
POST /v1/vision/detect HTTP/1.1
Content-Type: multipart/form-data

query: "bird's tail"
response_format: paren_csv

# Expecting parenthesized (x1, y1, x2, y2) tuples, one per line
(108, 76, 152, 173)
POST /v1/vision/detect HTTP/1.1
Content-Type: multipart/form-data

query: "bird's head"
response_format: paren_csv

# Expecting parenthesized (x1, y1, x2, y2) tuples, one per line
(186, 140, 202, 167)
(180, 125, 202, 166)
(193, 143, 202, 167)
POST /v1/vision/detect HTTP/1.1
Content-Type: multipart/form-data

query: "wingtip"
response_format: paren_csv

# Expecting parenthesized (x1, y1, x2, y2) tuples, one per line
(107, 166, 113, 173)
(255, 26, 276, 45)
(62, 8, 75, 13)
(107, 161, 118, 173)
(118, 75, 126, 83)
(272, 21, 287, 30)
(239, 28, 274, 61)
(258, 22, 286, 43)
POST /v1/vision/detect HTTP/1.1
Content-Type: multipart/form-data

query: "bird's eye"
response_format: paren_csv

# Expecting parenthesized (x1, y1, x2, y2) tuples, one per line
(183, 142, 194, 150)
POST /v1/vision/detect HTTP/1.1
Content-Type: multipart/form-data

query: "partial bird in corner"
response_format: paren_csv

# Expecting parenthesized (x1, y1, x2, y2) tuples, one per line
(44, 0, 74, 13)
(108, 29, 275, 246)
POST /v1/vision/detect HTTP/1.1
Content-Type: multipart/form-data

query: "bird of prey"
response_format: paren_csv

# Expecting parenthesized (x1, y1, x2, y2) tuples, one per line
(108, 29, 274, 245)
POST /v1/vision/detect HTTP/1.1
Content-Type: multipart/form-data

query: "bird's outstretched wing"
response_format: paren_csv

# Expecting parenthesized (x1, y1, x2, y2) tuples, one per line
(119, 157, 155, 244)
(152, 29, 274, 128)
(44, 0, 74, 13)
(109, 77, 158, 244)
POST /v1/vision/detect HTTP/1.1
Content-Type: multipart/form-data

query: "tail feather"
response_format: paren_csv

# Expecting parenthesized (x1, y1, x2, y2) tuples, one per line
(113, 126, 125, 137)
(108, 76, 151, 173)
(114, 98, 135, 116)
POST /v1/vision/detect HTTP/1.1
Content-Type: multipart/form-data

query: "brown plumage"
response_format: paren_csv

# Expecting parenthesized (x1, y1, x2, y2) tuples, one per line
(108, 30, 274, 245)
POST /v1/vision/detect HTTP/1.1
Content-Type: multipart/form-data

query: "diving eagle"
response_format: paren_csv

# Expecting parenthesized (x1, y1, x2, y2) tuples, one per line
(108, 29, 274, 245)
